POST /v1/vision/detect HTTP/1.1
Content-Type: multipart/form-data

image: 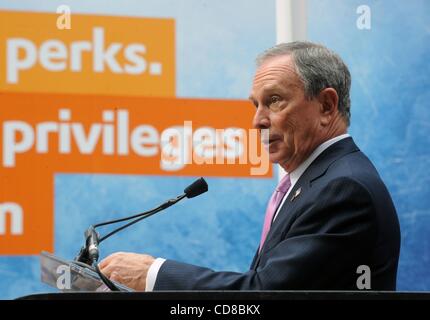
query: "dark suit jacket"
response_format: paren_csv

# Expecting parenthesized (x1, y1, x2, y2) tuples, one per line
(154, 137, 401, 290)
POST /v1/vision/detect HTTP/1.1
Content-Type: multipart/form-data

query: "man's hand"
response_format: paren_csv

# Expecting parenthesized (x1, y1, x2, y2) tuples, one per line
(99, 252, 155, 291)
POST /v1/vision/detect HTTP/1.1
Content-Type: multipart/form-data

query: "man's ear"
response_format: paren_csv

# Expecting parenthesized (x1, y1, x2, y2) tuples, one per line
(317, 88, 339, 126)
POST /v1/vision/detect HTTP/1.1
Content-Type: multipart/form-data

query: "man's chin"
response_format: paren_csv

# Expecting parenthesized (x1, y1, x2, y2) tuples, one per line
(269, 154, 293, 170)
(268, 154, 285, 165)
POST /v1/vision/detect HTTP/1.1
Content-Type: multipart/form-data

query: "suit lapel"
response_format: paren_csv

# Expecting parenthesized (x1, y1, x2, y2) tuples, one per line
(250, 137, 360, 270)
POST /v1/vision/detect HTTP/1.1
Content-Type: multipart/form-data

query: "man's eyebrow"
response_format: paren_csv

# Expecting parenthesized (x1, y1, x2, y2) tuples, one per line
(248, 83, 291, 101)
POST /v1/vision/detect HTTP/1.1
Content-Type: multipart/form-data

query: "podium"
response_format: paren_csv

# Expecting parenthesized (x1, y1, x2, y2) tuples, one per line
(40, 251, 132, 292)
(34, 252, 430, 303)
(17, 291, 430, 300)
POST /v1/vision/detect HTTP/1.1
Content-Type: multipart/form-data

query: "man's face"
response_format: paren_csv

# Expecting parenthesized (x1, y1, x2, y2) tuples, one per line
(249, 55, 324, 172)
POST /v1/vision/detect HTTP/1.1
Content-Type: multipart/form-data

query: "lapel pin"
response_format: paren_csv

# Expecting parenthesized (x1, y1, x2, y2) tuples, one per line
(290, 187, 302, 202)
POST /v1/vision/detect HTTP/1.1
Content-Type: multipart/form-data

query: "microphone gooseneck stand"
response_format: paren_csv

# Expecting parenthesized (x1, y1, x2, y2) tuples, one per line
(74, 177, 208, 291)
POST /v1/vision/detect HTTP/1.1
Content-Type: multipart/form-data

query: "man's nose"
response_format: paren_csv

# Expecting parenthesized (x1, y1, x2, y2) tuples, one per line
(253, 106, 270, 129)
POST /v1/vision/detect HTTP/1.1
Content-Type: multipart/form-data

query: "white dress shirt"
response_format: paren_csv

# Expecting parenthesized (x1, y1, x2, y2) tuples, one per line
(145, 133, 351, 291)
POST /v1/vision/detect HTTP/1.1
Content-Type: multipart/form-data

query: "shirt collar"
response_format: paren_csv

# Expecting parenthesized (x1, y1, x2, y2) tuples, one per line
(287, 134, 351, 187)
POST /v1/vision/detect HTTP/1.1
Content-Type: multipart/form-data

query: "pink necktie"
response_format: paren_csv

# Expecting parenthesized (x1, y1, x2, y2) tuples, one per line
(259, 174, 291, 252)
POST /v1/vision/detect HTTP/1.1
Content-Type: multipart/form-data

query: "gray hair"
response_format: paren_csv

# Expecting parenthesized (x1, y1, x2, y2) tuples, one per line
(256, 41, 351, 126)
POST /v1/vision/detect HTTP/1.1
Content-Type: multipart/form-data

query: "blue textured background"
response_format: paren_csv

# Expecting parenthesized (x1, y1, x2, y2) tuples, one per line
(0, 0, 429, 298)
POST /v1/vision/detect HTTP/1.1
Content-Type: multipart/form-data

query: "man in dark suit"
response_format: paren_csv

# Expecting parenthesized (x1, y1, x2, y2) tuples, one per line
(99, 41, 400, 291)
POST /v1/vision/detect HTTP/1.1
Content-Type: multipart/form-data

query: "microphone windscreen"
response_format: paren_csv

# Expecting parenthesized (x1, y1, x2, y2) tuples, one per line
(184, 177, 208, 198)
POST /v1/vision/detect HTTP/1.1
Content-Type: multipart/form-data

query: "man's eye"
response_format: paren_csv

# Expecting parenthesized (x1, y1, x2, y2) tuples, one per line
(270, 95, 280, 104)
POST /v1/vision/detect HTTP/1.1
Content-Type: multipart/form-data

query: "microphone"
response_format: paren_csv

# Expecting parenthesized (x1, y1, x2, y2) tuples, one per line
(74, 226, 100, 265)
(184, 177, 208, 198)
(86, 226, 100, 262)
(75, 177, 209, 265)
(74, 177, 208, 291)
